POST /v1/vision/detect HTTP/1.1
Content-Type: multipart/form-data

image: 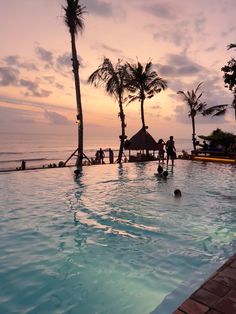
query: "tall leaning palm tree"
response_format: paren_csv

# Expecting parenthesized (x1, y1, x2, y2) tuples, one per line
(88, 58, 127, 163)
(125, 61, 167, 130)
(177, 82, 207, 151)
(63, 0, 86, 167)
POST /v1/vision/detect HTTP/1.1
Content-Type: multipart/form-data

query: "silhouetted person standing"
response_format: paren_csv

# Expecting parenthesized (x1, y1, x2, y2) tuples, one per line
(157, 139, 165, 164)
(109, 148, 114, 164)
(21, 160, 26, 170)
(202, 140, 208, 151)
(99, 148, 105, 164)
(166, 136, 176, 166)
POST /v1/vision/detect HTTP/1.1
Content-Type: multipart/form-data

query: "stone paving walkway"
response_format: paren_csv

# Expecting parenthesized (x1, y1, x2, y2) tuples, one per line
(173, 253, 236, 313)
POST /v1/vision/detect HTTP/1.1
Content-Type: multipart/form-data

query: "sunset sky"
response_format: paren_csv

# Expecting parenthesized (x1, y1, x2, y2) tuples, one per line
(0, 0, 235, 145)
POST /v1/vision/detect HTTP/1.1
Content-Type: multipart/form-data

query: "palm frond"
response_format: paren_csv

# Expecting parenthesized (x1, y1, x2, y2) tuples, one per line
(203, 104, 228, 116)
(212, 109, 227, 116)
(127, 95, 140, 105)
(227, 43, 236, 50)
(196, 92, 203, 101)
(177, 90, 188, 101)
(194, 82, 203, 94)
(63, 0, 86, 35)
(88, 57, 129, 104)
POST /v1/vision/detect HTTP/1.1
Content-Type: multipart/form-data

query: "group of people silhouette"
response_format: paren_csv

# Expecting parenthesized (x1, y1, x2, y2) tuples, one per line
(94, 148, 114, 164)
(155, 160, 182, 198)
(157, 136, 177, 166)
(155, 136, 182, 198)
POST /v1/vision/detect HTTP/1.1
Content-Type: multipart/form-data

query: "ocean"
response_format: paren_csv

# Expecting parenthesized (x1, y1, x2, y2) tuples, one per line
(0, 133, 193, 171)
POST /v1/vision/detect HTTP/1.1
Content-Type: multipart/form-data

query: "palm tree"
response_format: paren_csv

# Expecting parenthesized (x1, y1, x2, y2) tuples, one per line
(204, 58, 236, 121)
(177, 82, 207, 151)
(88, 58, 127, 163)
(222, 58, 236, 120)
(63, 0, 86, 167)
(125, 61, 167, 130)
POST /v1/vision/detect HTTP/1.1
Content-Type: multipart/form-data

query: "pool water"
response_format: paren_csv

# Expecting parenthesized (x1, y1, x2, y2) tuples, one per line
(0, 160, 235, 314)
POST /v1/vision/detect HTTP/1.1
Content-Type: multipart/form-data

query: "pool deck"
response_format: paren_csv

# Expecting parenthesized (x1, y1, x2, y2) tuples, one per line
(191, 156, 236, 164)
(173, 253, 236, 313)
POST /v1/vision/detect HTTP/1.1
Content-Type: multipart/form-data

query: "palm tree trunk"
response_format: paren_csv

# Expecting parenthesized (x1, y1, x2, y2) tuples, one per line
(70, 31, 83, 167)
(140, 98, 146, 130)
(140, 97, 149, 155)
(117, 98, 126, 163)
(191, 115, 196, 151)
(233, 92, 236, 121)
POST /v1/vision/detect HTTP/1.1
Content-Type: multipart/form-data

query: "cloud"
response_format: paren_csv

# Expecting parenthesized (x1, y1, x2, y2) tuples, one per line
(0, 95, 75, 113)
(156, 54, 203, 78)
(3, 55, 18, 65)
(150, 104, 161, 110)
(43, 76, 55, 84)
(153, 20, 192, 48)
(0, 106, 36, 125)
(55, 83, 64, 90)
(194, 16, 206, 32)
(143, 2, 177, 19)
(0, 67, 19, 86)
(44, 110, 71, 125)
(173, 76, 234, 125)
(174, 104, 227, 125)
(57, 53, 71, 67)
(35, 47, 53, 65)
(84, 0, 113, 17)
(20, 79, 51, 97)
(205, 46, 217, 52)
(3, 55, 38, 71)
(91, 43, 123, 54)
(0, 65, 52, 97)
(221, 25, 236, 37)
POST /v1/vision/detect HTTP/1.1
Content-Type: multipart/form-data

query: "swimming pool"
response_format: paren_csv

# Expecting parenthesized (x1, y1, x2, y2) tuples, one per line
(0, 160, 235, 314)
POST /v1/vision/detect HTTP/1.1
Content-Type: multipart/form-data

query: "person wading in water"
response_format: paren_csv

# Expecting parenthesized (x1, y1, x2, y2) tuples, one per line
(166, 136, 176, 166)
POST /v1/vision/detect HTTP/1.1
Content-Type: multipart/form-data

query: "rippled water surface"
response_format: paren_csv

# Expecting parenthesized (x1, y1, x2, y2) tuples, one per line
(0, 160, 236, 314)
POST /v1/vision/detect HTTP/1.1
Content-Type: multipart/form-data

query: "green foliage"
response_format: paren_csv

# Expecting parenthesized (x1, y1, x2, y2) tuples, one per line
(177, 82, 207, 118)
(199, 128, 236, 149)
(125, 61, 167, 129)
(88, 58, 127, 103)
(203, 57, 236, 121)
(221, 57, 236, 119)
(88, 58, 128, 163)
(222, 58, 236, 92)
(177, 82, 207, 150)
(126, 61, 167, 103)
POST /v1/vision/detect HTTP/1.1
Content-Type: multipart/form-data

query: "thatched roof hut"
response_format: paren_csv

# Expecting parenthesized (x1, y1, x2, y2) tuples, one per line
(124, 128, 159, 161)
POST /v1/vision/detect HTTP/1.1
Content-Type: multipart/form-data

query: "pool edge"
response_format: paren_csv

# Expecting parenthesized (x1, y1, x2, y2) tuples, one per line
(173, 252, 236, 313)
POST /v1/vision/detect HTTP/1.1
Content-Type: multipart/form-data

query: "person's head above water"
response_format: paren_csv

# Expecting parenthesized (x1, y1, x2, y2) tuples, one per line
(74, 169, 80, 176)
(162, 170, 168, 178)
(157, 165, 163, 174)
(174, 189, 182, 197)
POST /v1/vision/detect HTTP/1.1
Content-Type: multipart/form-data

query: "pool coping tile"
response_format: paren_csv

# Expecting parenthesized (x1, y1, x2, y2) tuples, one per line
(173, 253, 236, 314)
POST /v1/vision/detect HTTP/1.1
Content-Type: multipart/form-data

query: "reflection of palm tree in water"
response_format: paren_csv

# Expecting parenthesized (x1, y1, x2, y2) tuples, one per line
(73, 169, 85, 225)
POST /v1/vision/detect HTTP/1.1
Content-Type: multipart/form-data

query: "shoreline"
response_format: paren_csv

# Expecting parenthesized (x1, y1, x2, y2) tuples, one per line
(0, 164, 76, 173)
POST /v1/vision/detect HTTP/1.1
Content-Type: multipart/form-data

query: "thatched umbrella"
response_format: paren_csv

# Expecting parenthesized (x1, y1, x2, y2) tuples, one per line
(124, 128, 159, 161)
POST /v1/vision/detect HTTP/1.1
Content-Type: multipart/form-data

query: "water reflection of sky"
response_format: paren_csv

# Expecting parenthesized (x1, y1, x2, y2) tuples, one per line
(0, 160, 235, 314)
